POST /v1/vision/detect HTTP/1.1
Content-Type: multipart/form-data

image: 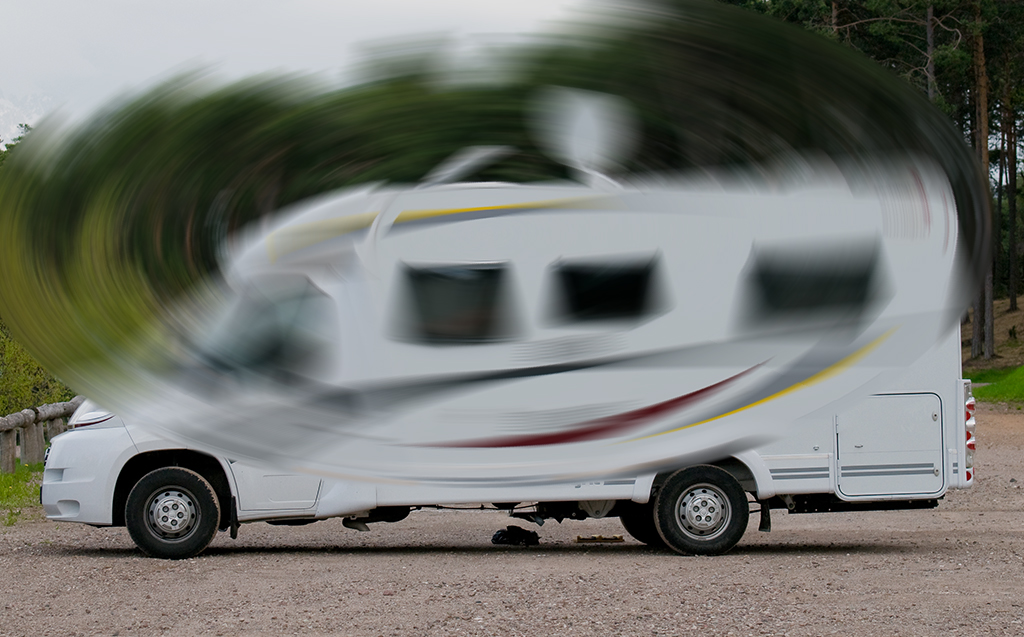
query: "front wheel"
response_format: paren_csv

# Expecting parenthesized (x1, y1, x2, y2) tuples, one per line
(125, 467, 221, 559)
(654, 465, 749, 556)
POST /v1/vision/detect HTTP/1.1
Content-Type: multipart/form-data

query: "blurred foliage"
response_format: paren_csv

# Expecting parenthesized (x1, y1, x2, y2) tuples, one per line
(0, 123, 31, 169)
(0, 318, 74, 415)
(0, 0, 986, 398)
(0, 125, 75, 415)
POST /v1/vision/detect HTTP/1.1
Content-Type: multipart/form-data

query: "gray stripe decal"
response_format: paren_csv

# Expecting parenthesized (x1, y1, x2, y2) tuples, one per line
(771, 467, 829, 474)
(842, 463, 934, 470)
(394, 475, 640, 487)
(773, 473, 829, 480)
(841, 469, 936, 477)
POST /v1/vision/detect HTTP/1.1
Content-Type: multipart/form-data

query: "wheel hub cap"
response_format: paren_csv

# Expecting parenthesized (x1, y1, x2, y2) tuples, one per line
(148, 489, 198, 537)
(678, 485, 728, 537)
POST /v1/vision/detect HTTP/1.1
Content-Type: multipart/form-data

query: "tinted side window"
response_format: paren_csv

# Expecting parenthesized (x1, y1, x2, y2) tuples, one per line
(406, 264, 509, 343)
(746, 243, 881, 325)
(555, 260, 657, 322)
(755, 266, 873, 313)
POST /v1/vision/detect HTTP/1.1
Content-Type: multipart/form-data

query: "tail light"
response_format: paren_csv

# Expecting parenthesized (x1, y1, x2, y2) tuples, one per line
(964, 383, 976, 473)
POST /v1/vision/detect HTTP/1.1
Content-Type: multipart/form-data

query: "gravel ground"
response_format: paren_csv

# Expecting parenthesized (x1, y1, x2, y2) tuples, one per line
(2, 403, 1022, 636)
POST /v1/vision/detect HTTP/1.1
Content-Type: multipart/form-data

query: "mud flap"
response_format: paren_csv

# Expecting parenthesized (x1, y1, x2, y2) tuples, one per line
(230, 496, 239, 539)
(758, 502, 771, 532)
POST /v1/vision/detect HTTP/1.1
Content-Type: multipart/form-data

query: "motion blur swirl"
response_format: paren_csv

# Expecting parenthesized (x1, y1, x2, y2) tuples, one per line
(0, 0, 989, 483)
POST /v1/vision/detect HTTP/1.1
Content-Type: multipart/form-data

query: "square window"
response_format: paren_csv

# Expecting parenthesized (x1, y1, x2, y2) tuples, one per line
(404, 264, 510, 343)
(553, 259, 658, 322)
(750, 245, 879, 316)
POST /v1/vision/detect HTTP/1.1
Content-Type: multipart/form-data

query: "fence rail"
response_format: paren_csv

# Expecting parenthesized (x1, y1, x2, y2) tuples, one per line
(0, 396, 85, 473)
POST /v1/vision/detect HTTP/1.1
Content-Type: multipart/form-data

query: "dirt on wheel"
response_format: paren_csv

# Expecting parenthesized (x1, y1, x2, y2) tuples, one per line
(2, 403, 1023, 636)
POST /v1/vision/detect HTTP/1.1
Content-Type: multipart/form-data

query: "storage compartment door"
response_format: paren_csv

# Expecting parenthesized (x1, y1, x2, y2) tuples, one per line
(229, 462, 322, 511)
(836, 394, 943, 498)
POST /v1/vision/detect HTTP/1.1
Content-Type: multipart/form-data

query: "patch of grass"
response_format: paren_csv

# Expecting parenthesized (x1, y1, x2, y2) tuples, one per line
(0, 461, 43, 526)
(973, 365, 1024, 403)
(965, 367, 1019, 385)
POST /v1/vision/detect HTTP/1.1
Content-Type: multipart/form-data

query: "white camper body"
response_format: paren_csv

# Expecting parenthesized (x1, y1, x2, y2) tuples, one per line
(42, 327, 974, 559)
(148, 160, 963, 488)
(43, 152, 977, 559)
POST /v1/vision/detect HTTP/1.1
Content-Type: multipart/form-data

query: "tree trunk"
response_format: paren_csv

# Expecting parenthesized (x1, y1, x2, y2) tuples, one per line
(973, 1, 993, 357)
(1011, 108, 1019, 311)
(973, 293, 984, 358)
(986, 269, 994, 358)
(927, 5, 936, 101)
(997, 111, 1004, 299)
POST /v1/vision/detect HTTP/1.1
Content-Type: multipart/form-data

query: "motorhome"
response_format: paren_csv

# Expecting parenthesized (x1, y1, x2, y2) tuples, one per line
(41, 328, 974, 559)
(41, 137, 979, 559)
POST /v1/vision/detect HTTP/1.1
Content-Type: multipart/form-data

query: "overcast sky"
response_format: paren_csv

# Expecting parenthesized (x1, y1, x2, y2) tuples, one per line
(3, 0, 590, 116)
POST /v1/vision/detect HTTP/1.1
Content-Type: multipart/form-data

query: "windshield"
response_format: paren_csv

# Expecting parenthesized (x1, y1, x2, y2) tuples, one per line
(199, 275, 338, 382)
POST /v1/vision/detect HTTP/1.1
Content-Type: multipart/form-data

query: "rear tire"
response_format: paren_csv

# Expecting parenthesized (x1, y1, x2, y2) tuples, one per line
(618, 500, 665, 548)
(125, 467, 221, 559)
(654, 465, 748, 556)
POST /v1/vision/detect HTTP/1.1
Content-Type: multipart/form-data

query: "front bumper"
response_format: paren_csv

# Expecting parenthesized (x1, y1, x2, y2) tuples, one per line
(41, 425, 138, 525)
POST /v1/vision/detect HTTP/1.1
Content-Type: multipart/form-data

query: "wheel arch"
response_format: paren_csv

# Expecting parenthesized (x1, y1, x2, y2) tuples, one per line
(651, 454, 768, 499)
(708, 457, 757, 493)
(113, 450, 233, 530)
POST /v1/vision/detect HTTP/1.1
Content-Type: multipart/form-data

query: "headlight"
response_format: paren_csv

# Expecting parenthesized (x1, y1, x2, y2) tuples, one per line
(67, 400, 118, 429)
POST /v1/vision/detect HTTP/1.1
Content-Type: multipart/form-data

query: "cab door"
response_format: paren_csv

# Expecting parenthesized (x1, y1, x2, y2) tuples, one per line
(836, 393, 944, 498)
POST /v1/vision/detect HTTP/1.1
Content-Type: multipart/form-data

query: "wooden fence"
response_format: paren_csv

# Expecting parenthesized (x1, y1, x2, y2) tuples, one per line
(0, 396, 85, 474)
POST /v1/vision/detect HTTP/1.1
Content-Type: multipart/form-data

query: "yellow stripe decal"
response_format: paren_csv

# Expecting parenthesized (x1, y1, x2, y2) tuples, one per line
(267, 211, 379, 263)
(393, 196, 614, 225)
(632, 327, 897, 440)
(266, 195, 616, 262)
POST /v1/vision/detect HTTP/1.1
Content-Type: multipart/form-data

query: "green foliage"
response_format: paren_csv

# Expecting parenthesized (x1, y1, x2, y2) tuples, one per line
(973, 365, 1024, 402)
(0, 123, 32, 169)
(0, 461, 43, 526)
(0, 318, 74, 415)
(965, 366, 1017, 385)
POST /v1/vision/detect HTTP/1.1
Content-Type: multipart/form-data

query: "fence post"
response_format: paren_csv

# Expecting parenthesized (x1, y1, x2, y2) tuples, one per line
(0, 399, 83, 473)
(22, 411, 46, 465)
(0, 429, 16, 474)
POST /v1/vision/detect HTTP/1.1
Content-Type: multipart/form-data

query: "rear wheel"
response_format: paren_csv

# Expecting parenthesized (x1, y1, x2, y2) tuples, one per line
(618, 500, 665, 548)
(125, 467, 221, 559)
(654, 465, 748, 556)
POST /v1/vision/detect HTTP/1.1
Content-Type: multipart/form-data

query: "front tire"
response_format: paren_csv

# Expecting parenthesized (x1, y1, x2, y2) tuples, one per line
(654, 465, 749, 556)
(125, 467, 221, 559)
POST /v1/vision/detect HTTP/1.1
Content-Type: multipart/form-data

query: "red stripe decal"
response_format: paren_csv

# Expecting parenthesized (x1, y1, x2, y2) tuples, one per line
(426, 363, 761, 448)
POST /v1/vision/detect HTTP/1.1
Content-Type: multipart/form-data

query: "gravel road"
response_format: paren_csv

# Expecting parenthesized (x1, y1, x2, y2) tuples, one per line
(2, 403, 1022, 636)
